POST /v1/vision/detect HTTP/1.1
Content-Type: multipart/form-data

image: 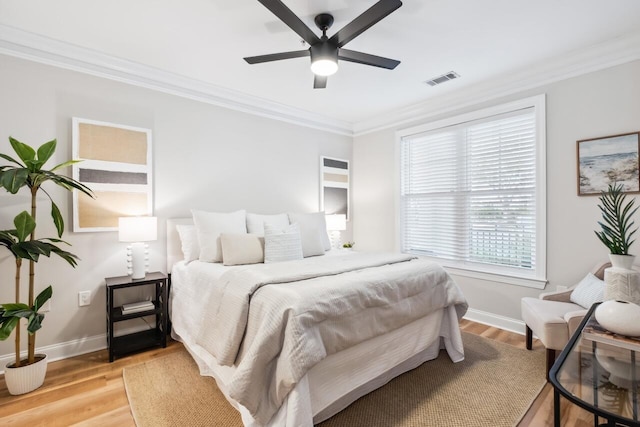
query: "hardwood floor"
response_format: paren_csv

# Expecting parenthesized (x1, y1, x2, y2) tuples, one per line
(0, 321, 594, 426)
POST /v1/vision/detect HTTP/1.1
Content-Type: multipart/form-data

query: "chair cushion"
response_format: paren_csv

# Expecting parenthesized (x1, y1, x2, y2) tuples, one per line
(521, 297, 583, 350)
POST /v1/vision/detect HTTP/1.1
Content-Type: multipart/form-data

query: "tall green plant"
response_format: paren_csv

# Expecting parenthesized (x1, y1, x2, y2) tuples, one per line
(594, 183, 639, 255)
(0, 137, 93, 367)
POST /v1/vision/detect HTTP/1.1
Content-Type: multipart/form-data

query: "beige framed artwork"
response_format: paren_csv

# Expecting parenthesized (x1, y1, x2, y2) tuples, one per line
(577, 132, 640, 196)
(72, 118, 153, 232)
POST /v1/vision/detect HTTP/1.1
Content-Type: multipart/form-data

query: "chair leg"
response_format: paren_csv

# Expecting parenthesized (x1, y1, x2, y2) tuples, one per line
(546, 348, 556, 381)
(526, 325, 533, 350)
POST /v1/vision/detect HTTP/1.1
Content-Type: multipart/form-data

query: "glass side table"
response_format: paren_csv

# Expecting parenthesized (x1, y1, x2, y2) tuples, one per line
(550, 302, 639, 427)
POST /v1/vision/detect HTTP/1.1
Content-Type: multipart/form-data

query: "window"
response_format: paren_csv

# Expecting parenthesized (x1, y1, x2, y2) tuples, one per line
(398, 96, 546, 287)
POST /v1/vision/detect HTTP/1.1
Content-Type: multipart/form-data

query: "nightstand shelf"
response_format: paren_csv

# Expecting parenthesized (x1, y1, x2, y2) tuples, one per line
(105, 272, 168, 362)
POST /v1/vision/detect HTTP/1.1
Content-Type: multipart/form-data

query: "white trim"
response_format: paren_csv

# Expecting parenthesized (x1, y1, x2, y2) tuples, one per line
(463, 308, 526, 336)
(397, 95, 547, 287)
(0, 24, 353, 137)
(446, 266, 548, 290)
(0, 24, 639, 138)
(0, 334, 106, 375)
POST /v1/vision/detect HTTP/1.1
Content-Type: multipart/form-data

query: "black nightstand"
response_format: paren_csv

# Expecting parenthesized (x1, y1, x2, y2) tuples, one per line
(105, 272, 168, 362)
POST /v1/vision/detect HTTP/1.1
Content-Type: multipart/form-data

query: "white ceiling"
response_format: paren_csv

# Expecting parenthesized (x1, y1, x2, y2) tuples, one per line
(1, 0, 640, 128)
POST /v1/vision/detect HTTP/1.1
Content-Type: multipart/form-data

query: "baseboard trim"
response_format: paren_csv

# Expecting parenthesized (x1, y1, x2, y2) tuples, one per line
(0, 334, 106, 375)
(463, 308, 526, 336)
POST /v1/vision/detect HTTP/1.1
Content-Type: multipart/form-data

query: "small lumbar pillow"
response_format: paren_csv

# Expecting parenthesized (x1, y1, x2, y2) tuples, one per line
(264, 223, 304, 263)
(246, 213, 290, 236)
(288, 212, 331, 253)
(220, 233, 265, 266)
(176, 224, 200, 263)
(570, 273, 605, 309)
(192, 209, 247, 263)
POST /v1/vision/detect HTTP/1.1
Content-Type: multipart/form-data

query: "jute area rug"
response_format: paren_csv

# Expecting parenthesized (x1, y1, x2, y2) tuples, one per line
(123, 332, 545, 427)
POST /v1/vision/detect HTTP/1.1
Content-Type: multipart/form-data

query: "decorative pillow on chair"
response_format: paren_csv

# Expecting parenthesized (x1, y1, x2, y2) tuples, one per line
(176, 224, 200, 263)
(570, 273, 605, 309)
(192, 209, 247, 263)
(287, 212, 331, 254)
(264, 223, 304, 263)
(220, 233, 264, 266)
(246, 213, 289, 236)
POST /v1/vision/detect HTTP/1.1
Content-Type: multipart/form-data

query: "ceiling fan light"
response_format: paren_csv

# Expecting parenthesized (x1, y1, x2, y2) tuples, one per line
(311, 59, 338, 76)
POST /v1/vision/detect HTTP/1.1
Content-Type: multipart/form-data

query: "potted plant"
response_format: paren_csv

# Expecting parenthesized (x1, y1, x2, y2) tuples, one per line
(594, 182, 639, 270)
(0, 136, 92, 395)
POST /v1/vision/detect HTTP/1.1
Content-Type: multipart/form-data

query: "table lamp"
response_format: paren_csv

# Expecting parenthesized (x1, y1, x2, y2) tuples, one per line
(325, 214, 346, 249)
(118, 216, 157, 279)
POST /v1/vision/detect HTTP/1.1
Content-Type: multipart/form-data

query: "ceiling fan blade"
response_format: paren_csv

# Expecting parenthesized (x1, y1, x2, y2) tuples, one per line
(314, 75, 327, 89)
(257, 0, 320, 45)
(244, 50, 310, 64)
(338, 49, 400, 69)
(329, 0, 402, 48)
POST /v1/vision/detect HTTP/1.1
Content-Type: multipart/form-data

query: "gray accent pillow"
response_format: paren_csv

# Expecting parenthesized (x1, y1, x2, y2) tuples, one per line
(220, 233, 264, 266)
(264, 223, 304, 263)
(570, 273, 605, 309)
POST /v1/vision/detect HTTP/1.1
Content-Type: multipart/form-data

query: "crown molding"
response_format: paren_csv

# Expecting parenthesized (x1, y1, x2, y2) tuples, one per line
(353, 31, 640, 136)
(0, 24, 354, 136)
(1, 24, 639, 139)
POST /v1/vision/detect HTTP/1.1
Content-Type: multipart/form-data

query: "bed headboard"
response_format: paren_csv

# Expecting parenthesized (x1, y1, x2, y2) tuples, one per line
(166, 217, 193, 273)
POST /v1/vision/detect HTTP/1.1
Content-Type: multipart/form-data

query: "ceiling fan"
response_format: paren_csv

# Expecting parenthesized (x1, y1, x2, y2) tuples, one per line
(244, 0, 403, 89)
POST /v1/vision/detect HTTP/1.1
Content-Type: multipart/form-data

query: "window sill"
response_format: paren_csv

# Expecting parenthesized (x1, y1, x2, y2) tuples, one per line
(443, 265, 547, 289)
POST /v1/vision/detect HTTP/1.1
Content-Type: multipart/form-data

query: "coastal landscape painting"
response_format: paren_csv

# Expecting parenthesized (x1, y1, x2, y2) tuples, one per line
(577, 132, 640, 196)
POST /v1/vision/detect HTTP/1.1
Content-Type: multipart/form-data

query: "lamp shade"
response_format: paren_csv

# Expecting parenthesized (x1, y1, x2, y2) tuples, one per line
(310, 43, 338, 76)
(326, 214, 347, 231)
(118, 217, 157, 242)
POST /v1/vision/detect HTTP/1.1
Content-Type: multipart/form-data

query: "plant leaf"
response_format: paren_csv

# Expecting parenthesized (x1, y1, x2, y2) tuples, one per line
(0, 153, 24, 167)
(0, 317, 19, 340)
(37, 139, 57, 165)
(51, 159, 81, 172)
(0, 168, 28, 193)
(27, 313, 45, 334)
(13, 211, 35, 242)
(34, 286, 53, 312)
(9, 137, 36, 163)
(51, 201, 64, 237)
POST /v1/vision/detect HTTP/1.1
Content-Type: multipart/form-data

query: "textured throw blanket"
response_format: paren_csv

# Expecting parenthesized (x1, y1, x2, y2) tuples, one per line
(195, 253, 467, 425)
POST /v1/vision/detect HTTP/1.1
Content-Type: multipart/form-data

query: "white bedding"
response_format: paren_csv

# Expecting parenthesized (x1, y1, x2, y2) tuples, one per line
(170, 252, 468, 426)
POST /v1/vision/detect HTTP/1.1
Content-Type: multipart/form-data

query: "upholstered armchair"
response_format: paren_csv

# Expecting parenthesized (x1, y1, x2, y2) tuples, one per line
(521, 261, 610, 378)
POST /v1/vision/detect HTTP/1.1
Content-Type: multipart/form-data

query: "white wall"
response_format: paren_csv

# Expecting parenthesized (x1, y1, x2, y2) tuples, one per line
(353, 60, 640, 323)
(0, 54, 352, 360)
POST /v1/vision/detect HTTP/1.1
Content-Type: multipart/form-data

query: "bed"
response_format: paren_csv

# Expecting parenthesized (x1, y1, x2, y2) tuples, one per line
(166, 217, 468, 426)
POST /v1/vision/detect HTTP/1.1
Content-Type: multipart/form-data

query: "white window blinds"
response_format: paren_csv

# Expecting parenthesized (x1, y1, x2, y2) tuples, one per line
(400, 106, 541, 278)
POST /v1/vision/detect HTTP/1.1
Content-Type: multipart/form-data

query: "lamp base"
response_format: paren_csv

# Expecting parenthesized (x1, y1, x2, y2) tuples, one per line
(128, 242, 148, 279)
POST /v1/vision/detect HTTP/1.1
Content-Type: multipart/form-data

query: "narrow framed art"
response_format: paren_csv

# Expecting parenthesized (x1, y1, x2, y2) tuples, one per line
(320, 156, 350, 220)
(72, 118, 153, 232)
(577, 132, 640, 196)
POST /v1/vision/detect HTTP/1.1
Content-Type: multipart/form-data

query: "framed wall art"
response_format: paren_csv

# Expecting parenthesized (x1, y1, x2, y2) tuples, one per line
(72, 118, 153, 232)
(320, 156, 349, 220)
(577, 132, 640, 196)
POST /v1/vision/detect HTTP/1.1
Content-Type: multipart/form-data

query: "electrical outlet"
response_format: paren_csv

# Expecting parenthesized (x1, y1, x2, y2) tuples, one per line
(78, 291, 91, 307)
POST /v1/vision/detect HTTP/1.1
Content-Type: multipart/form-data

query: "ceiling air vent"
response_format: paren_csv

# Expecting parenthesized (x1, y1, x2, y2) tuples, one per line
(424, 71, 460, 87)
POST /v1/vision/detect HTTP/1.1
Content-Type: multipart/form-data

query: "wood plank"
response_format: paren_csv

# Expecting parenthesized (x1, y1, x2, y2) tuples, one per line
(0, 326, 593, 426)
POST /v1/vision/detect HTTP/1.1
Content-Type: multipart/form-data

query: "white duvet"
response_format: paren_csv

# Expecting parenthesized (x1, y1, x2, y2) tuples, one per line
(193, 252, 468, 424)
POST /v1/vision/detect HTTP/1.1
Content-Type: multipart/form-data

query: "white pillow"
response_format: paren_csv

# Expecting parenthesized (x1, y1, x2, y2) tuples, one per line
(176, 224, 200, 263)
(570, 273, 605, 309)
(288, 212, 331, 252)
(264, 223, 303, 263)
(220, 233, 264, 266)
(246, 213, 289, 236)
(192, 209, 247, 263)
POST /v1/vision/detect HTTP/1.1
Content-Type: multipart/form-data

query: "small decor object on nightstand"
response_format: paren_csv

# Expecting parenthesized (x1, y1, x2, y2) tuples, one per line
(342, 241, 355, 249)
(105, 272, 168, 362)
(118, 216, 157, 279)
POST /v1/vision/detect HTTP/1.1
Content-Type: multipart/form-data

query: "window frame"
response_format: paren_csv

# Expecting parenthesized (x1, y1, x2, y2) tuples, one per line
(395, 95, 547, 289)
